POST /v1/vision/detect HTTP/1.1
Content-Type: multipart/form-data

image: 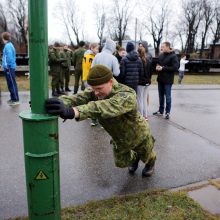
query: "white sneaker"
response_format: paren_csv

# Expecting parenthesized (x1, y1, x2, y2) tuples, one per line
(9, 101, 20, 106)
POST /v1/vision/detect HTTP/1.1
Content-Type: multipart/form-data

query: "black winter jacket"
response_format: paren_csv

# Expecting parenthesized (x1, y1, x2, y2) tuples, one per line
(157, 51, 179, 84)
(119, 51, 144, 92)
(138, 54, 153, 86)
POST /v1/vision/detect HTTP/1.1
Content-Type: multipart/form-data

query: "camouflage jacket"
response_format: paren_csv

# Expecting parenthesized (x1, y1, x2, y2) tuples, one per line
(49, 49, 66, 72)
(60, 79, 153, 149)
(60, 50, 71, 69)
(72, 48, 85, 71)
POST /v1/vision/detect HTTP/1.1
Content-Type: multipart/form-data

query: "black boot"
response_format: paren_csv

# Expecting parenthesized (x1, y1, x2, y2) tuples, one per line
(128, 158, 140, 174)
(142, 161, 155, 177)
(73, 86, 78, 94)
(60, 86, 65, 92)
(57, 88, 65, 95)
(52, 89, 59, 97)
(65, 87, 71, 92)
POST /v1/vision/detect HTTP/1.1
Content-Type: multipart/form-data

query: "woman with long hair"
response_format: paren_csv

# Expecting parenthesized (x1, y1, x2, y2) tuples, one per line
(137, 46, 152, 121)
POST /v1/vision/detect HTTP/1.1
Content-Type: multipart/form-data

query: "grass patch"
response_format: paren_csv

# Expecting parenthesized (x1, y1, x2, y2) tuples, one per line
(151, 74, 220, 85)
(10, 190, 220, 220)
(0, 73, 220, 92)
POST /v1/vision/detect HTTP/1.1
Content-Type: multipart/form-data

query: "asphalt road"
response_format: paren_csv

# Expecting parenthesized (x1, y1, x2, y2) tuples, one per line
(0, 85, 220, 219)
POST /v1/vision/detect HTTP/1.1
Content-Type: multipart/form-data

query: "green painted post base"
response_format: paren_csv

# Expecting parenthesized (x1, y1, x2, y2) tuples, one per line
(20, 110, 61, 220)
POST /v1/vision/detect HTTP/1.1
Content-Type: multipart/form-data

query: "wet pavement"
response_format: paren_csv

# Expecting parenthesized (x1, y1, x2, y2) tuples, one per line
(0, 85, 220, 219)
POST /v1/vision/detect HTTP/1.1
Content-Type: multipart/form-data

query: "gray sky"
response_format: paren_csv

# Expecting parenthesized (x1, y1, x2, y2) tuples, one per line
(47, 0, 182, 48)
(2, 0, 182, 48)
(48, 0, 104, 44)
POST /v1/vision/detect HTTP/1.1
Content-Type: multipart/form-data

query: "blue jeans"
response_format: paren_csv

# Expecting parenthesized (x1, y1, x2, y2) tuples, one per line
(158, 82, 172, 114)
(4, 68, 19, 101)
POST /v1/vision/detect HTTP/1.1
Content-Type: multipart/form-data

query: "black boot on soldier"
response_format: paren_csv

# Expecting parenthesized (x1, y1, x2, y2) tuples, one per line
(65, 87, 71, 92)
(57, 88, 65, 95)
(142, 161, 155, 177)
(60, 86, 65, 93)
(128, 158, 140, 174)
(52, 89, 59, 97)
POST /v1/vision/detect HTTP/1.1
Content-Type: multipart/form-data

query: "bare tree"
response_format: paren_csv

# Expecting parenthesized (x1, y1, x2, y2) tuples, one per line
(8, 0, 28, 52)
(59, 0, 84, 46)
(199, 0, 215, 58)
(182, 0, 203, 54)
(94, 3, 106, 47)
(210, 1, 220, 58)
(0, 3, 8, 33)
(143, 1, 169, 56)
(0, 3, 8, 50)
(108, 0, 133, 46)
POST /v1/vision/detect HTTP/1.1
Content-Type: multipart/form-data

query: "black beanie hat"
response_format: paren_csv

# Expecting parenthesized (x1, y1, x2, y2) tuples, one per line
(126, 42, 135, 52)
(79, 41, 85, 47)
(87, 65, 113, 86)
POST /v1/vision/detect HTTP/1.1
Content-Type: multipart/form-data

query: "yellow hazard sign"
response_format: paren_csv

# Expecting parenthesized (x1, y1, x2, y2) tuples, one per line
(35, 170, 48, 180)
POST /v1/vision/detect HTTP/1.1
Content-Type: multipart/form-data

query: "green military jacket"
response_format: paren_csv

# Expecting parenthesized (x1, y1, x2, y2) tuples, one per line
(60, 79, 154, 166)
(60, 50, 71, 69)
(49, 48, 65, 72)
(72, 47, 85, 71)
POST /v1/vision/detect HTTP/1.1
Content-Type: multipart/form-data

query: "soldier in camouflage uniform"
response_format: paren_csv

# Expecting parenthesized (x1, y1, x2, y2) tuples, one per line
(45, 65, 156, 177)
(60, 45, 72, 92)
(49, 42, 66, 97)
(72, 41, 86, 94)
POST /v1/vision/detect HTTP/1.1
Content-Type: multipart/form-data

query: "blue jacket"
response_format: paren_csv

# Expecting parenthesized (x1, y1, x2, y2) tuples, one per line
(2, 42, 16, 70)
(119, 51, 144, 92)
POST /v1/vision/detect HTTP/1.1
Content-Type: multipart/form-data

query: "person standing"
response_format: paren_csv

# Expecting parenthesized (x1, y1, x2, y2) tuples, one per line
(60, 45, 72, 92)
(82, 42, 99, 126)
(91, 39, 120, 77)
(49, 42, 66, 97)
(137, 46, 152, 121)
(1, 32, 19, 106)
(45, 65, 156, 177)
(72, 41, 86, 94)
(153, 42, 179, 119)
(178, 54, 188, 84)
(119, 42, 144, 93)
(115, 47, 126, 64)
(82, 43, 99, 88)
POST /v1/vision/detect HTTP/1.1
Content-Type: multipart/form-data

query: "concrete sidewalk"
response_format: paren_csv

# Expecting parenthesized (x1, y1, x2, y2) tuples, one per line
(0, 85, 220, 219)
(171, 178, 220, 216)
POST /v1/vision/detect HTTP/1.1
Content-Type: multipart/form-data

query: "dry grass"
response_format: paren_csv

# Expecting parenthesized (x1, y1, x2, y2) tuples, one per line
(10, 190, 220, 220)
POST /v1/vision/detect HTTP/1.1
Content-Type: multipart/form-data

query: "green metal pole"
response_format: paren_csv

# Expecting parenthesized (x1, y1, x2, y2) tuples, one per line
(19, 0, 61, 219)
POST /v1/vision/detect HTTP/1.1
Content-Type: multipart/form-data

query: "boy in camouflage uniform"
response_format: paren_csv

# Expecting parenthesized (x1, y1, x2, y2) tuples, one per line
(49, 42, 66, 96)
(60, 45, 72, 92)
(45, 65, 156, 177)
(72, 41, 86, 94)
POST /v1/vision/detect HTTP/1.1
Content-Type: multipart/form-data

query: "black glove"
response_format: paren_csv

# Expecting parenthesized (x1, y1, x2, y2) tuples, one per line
(45, 98, 75, 119)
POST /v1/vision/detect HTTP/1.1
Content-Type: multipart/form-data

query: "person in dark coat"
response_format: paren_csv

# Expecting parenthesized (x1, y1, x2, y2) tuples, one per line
(137, 46, 152, 121)
(153, 41, 179, 119)
(119, 42, 144, 93)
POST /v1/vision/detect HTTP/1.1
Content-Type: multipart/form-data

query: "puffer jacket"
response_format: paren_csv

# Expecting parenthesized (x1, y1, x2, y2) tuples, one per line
(119, 51, 144, 92)
(157, 51, 179, 84)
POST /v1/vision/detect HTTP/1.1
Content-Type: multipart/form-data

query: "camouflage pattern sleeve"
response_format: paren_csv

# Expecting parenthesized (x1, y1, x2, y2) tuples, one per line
(72, 51, 76, 67)
(59, 88, 95, 107)
(49, 52, 59, 63)
(76, 91, 136, 121)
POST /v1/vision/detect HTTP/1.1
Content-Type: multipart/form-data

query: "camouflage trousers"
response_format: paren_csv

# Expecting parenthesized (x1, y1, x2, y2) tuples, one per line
(112, 134, 156, 168)
(51, 70, 60, 90)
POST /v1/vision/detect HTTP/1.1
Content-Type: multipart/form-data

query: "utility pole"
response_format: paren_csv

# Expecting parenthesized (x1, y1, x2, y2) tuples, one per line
(135, 18, 137, 50)
(19, 0, 61, 219)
